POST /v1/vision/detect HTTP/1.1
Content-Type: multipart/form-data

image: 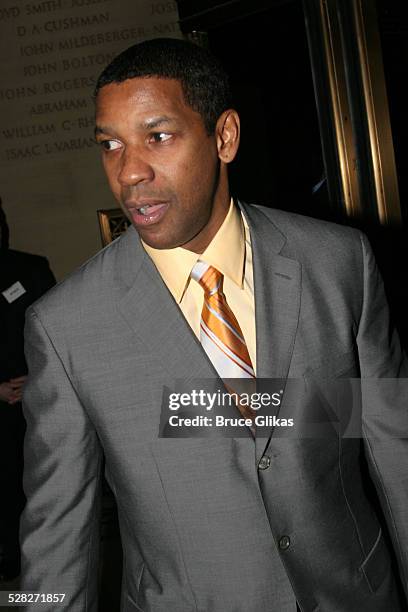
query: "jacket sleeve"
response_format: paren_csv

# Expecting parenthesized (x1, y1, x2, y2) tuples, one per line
(20, 307, 103, 611)
(357, 231, 408, 598)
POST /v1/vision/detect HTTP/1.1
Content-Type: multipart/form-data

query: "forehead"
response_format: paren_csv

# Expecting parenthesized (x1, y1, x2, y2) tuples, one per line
(95, 77, 199, 124)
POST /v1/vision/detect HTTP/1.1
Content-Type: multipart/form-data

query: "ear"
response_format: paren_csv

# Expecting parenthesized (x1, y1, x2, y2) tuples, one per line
(215, 109, 240, 164)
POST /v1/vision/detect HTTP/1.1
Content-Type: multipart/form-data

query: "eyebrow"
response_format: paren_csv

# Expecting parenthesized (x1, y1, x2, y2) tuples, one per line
(141, 115, 174, 129)
(94, 126, 107, 138)
(94, 116, 175, 139)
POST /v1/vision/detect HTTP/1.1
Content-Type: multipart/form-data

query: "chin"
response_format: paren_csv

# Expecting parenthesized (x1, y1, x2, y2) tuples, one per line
(139, 233, 177, 250)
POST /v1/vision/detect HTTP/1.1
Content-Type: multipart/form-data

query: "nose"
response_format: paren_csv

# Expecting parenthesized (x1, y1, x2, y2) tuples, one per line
(117, 146, 154, 187)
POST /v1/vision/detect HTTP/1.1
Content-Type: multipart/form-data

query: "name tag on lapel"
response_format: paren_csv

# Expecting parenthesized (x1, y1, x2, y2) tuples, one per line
(2, 281, 26, 304)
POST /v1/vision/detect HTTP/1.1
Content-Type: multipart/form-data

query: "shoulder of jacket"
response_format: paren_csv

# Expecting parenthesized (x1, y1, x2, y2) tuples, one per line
(241, 201, 363, 249)
(3, 249, 50, 267)
(29, 232, 128, 318)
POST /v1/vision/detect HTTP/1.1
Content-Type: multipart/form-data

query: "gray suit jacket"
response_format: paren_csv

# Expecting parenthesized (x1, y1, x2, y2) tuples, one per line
(21, 202, 408, 611)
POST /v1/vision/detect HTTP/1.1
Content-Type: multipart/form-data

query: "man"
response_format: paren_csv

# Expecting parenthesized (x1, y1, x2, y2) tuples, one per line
(0, 202, 55, 581)
(21, 38, 407, 611)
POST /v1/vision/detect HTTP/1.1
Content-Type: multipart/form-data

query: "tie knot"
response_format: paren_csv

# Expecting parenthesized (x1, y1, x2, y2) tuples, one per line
(191, 262, 223, 295)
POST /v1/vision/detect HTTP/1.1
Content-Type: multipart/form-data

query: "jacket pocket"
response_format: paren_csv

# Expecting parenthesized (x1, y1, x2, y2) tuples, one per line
(360, 528, 390, 593)
(304, 349, 358, 379)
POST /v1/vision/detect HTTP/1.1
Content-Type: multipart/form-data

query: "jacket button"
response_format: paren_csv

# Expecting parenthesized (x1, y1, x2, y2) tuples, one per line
(258, 455, 271, 470)
(279, 535, 291, 550)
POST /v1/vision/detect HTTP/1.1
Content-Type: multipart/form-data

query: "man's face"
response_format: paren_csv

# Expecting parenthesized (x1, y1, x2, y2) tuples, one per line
(95, 77, 233, 252)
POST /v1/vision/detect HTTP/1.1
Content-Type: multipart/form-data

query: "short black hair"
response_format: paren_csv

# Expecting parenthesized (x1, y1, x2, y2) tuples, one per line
(94, 37, 232, 134)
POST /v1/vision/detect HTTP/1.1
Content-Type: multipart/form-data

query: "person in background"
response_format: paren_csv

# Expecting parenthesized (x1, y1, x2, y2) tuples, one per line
(0, 200, 55, 581)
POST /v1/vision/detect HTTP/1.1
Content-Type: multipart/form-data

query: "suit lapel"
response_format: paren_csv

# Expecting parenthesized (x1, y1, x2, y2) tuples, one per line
(115, 227, 253, 439)
(116, 226, 219, 383)
(239, 203, 302, 459)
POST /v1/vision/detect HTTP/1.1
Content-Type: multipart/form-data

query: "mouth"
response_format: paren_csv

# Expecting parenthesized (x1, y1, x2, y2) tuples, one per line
(125, 200, 169, 228)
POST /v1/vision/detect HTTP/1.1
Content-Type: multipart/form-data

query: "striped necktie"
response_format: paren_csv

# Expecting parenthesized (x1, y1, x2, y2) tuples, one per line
(191, 261, 256, 426)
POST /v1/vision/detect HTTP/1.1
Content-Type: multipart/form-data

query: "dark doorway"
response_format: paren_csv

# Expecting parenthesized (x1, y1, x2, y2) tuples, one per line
(206, 2, 329, 219)
(177, 0, 408, 347)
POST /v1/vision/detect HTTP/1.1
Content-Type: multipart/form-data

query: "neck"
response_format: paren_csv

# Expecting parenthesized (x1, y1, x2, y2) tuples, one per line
(183, 173, 231, 254)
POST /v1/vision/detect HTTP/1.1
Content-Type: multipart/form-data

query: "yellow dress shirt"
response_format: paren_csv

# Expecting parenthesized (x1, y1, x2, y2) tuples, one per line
(142, 200, 256, 372)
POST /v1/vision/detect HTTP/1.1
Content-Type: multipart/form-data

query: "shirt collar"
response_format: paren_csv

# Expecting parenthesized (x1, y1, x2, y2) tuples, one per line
(142, 198, 245, 303)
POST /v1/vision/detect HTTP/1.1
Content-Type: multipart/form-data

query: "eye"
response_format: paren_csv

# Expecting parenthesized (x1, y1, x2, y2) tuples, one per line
(149, 132, 173, 144)
(100, 139, 122, 151)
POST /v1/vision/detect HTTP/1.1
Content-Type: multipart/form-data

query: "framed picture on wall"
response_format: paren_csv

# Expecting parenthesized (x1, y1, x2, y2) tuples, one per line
(97, 208, 131, 246)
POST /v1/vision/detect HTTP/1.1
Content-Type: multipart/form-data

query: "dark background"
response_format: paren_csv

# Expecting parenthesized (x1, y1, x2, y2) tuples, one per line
(177, 0, 408, 349)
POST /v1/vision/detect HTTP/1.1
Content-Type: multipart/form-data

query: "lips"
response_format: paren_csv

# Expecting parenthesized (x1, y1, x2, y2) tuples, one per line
(126, 200, 169, 227)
